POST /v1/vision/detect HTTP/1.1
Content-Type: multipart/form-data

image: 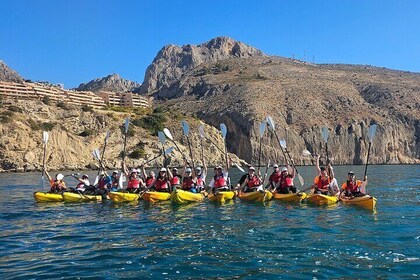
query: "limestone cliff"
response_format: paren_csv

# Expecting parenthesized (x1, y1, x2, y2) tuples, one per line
(0, 61, 24, 83)
(76, 73, 141, 92)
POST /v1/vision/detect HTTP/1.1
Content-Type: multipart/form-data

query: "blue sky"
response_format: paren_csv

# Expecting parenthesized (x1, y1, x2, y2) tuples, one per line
(1, 0, 419, 88)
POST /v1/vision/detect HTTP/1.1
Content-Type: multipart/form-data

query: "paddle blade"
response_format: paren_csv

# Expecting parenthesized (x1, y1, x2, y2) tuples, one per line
(181, 120, 190, 136)
(42, 131, 49, 144)
(40, 176, 45, 189)
(279, 139, 286, 149)
(298, 173, 305, 187)
(368, 124, 377, 143)
(266, 116, 275, 130)
(94, 175, 99, 186)
(164, 146, 174, 155)
(118, 174, 125, 189)
(124, 118, 130, 134)
(93, 149, 101, 161)
(158, 131, 166, 146)
(163, 128, 174, 141)
(321, 127, 329, 143)
(104, 130, 110, 143)
(302, 149, 312, 156)
(259, 122, 266, 138)
(220, 123, 227, 139)
(199, 125, 205, 139)
(234, 163, 245, 173)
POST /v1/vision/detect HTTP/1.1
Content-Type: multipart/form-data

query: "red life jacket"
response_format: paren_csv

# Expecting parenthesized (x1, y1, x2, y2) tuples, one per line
(247, 175, 261, 188)
(214, 174, 227, 188)
(127, 179, 140, 189)
(345, 180, 359, 192)
(155, 178, 169, 191)
(145, 177, 154, 188)
(196, 176, 205, 187)
(270, 171, 281, 183)
(97, 178, 107, 190)
(50, 180, 65, 193)
(182, 177, 195, 190)
(170, 175, 181, 186)
(279, 174, 293, 189)
(316, 176, 330, 190)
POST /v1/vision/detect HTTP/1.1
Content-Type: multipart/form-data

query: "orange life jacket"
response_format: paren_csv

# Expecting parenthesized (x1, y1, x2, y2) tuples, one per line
(247, 175, 261, 188)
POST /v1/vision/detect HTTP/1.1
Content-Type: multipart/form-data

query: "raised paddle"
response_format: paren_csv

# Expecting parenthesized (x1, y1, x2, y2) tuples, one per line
(97, 130, 110, 176)
(321, 127, 330, 164)
(163, 127, 190, 164)
(40, 131, 49, 189)
(182, 120, 195, 170)
(257, 122, 266, 174)
(158, 131, 169, 168)
(220, 123, 229, 171)
(280, 138, 305, 187)
(92, 148, 105, 186)
(199, 124, 205, 165)
(122, 118, 130, 164)
(364, 124, 377, 179)
(266, 116, 288, 165)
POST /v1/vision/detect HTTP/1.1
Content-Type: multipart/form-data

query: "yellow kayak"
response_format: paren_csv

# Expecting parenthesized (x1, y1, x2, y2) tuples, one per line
(143, 191, 171, 203)
(62, 192, 104, 202)
(109, 191, 142, 203)
(238, 190, 273, 202)
(170, 189, 204, 204)
(306, 193, 339, 205)
(273, 192, 307, 203)
(340, 195, 377, 211)
(34, 192, 64, 202)
(208, 191, 236, 203)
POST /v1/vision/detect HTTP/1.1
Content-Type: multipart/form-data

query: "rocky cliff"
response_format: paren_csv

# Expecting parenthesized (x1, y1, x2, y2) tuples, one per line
(139, 36, 265, 94)
(0, 60, 24, 83)
(150, 54, 420, 165)
(76, 73, 141, 92)
(0, 100, 238, 172)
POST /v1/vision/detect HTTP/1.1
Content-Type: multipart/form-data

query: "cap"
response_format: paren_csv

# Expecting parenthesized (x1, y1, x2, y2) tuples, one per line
(249, 166, 255, 171)
(100, 171, 106, 176)
(186, 168, 192, 173)
(216, 166, 223, 170)
(82, 174, 89, 178)
(160, 167, 167, 172)
(113, 170, 119, 174)
(348, 171, 355, 175)
(195, 166, 202, 171)
(273, 164, 279, 168)
(56, 174, 64, 180)
(281, 167, 288, 172)
(130, 168, 138, 173)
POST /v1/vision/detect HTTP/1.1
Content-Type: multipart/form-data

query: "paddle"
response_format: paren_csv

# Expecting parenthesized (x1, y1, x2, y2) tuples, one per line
(261, 161, 271, 186)
(220, 123, 229, 171)
(280, 139, 305, 187)
(158, 131, 167, 166)
(163, 127, 190, 164)
(199, 125, 205, 165)
(97, 130, 110, 175)
(118, 118, 130, 185)
(40, 131, 49, 188)
(364, 124, 377, 179)
(92, 148, 105, 186)
(266, 116, 289, 165)
(321, 127, 329, 164)
(182, 120, 195, 170)
(257, 122, 266, 174)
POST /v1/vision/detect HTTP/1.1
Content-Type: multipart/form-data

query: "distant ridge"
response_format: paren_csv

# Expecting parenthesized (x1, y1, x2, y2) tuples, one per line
(76, 73, 141, 93)
(0, 61, 24, 83)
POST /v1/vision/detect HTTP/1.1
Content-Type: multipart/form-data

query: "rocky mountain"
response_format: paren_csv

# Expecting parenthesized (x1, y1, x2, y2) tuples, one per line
(76, 73, 141, 92)
(139, 36, 265, 94)
(0, 60, 24, 83)
(151, 53, 420, 165)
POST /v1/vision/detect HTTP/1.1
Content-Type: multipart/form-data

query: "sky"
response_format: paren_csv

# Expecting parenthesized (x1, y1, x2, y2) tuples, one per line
(1, 0, 419, 88)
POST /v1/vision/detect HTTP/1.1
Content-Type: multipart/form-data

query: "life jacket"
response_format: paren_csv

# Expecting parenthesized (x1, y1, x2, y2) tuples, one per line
(75, 182, 87, 191)
(145, 176, 155, 188)
(170, 175, 181, 186)
(214, 174, 227, 189)
(196, 176, 205, 188)
(97, 178, 108, 190)
(50, 180, 66, 193)
(316, 175, 330, 190)
(270, 171, 282, 183)
(111, 176, 118, 187)
(345, 180, 360, 193)
(182, 177, 195, 191)
(279, 174, 293, 189)
(155, 178, 169, 191)
(247, 174, 261, 188)
(127, 178, 140, 189)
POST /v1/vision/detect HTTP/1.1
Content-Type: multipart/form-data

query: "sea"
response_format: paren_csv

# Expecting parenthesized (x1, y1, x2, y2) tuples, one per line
(0, 165, 419, 279)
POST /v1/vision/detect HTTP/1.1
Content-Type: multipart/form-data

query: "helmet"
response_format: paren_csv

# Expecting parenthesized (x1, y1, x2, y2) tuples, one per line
(160, 167, 167, 172)
(186, 168, 192, 173)
(281, 167, 288, 172)
(56, 174, 64, 180)
(82, 174, 89, 179)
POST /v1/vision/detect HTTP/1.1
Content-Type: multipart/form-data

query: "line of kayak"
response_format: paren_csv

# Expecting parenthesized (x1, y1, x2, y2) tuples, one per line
(34, 189, 377, 211)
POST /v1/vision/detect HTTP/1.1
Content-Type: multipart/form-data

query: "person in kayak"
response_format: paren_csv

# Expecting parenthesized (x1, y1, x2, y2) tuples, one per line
(267, 164, 281, 190)
(208, 165, 229, 193)
(273, 166, 296, 194)
(340, 171, 367, 198)
(141, 166, 156, 189)
(195, 165, 207, 193)
(110, 170, 119, 192)
(148, 167, 171, 193)
(240, 166, 263, 193)
(236, 165, 251, 190)
(72, 174, 90, 194)
(182, 166, 197, 193)
(96, 171, 112, 197)
(311, 155, 335, 195)
(125, 168, 144, 193)
(45, 170, 67, 193)
(170, 167, 182, 189)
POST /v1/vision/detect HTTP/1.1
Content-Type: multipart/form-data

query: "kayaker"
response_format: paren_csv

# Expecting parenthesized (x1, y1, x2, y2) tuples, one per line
(236, 165, 251, 190)
(96, 171, 112, 197)
(311, 155, 335, 195)
(240, 166, 263, 193)
(170, 167, 182, 189)
(110, 170, 119, 191)
(148, 167, 171, 193)
(141, 165, 156, 189)
(125, 168, 144, 193)
(267, 164, 281, 190)
(273, 166, 296, 194)
(45, 170, 67, 193)
(195, 165, 207, 192)
(340, 171, 367, 198)
(72, 174, 90, 194)
(182, 167, 197, 193)
(208, 165, 229, 193)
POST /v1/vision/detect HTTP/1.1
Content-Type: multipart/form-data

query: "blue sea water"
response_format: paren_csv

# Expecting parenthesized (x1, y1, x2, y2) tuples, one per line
(0, 165, 419, 279)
